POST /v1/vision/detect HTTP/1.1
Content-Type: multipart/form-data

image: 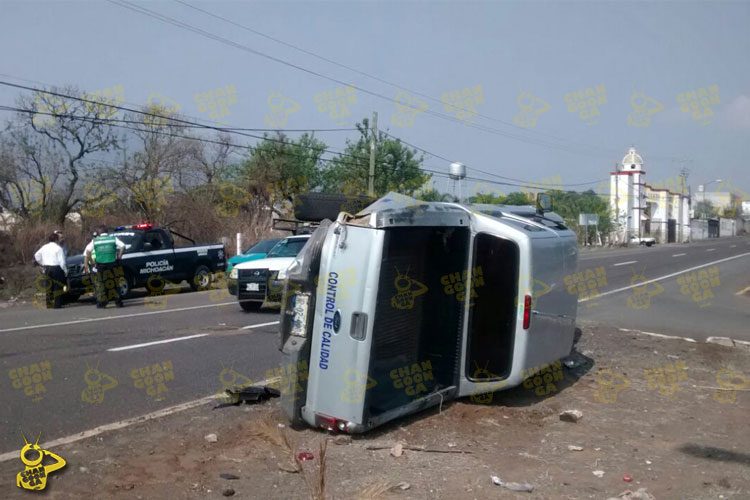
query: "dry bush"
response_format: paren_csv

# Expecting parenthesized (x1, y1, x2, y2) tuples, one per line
(295, 439, 328, 500)
(246, 419, 300, 473)
(0, 264, 39, 300)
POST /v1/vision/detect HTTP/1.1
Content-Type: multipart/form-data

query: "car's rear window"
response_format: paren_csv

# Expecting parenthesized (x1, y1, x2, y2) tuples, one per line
(245, 238, 281, 254)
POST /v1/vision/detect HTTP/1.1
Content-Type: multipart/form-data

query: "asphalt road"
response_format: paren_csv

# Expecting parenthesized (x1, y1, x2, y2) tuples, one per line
(0, 235, 748, 456)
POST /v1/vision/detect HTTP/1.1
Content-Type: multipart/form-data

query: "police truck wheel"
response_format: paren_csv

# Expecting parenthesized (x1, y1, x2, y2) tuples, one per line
(117, 274, 131, 298)
(190, 265, 212, 291)
(239, 300, 261, 312)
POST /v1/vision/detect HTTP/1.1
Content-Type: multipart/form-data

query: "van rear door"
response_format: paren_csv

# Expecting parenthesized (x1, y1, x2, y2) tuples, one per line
(301, 223, 385, 429)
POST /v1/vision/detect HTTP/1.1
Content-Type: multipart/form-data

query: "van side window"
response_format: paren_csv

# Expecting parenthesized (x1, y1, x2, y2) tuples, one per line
(466, 233, 519, 380)
(145, 231, 167, 250)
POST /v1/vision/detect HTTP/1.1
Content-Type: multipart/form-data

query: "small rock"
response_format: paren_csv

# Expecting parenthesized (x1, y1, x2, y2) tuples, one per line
(559, 410, 583, 423)
(593, 470, 605, 478)
(706, 336, 735, 347)
(393, 482, 411, 491)
(623, 473, 633, 482)
(220, 473, 240, 480)
(124, 483, 135, 490)
(491, 476, 533, 493)
(645, 460, 652, 465)
(447, 442, 457, 448)
(567, 445, 584, 451)
(333, 435, 352, 445)
(205, 433, 218, 443)
(79, 466, 89, 473)
(390, 443, 404, 457)
(222, 487, 235, 497)
(606, 487, 655, 500)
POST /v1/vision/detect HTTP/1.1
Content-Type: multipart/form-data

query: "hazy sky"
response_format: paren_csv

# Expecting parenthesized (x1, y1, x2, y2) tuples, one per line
(1, 0, 748, 197)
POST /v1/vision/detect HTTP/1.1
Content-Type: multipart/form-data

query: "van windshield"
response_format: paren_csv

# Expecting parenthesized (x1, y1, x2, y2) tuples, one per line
(267, 238, 308, 258)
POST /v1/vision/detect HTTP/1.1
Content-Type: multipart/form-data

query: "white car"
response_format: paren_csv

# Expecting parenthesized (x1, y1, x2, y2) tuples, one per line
(630, 236, 656, 247)
(233, 234, 311, 311)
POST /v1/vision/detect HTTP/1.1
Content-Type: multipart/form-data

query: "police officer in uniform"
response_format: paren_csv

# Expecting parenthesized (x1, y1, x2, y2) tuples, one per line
(84, 226, 126, 308)
(33, 232, 67, 309)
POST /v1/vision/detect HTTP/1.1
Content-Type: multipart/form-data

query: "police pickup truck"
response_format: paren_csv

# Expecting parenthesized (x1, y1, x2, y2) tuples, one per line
(65, 223, 226, 300)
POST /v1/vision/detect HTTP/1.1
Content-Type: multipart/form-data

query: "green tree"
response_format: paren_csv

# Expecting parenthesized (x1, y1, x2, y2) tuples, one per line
(238, 132, 327, 213)
(694, 200, 718, 219)
(321, 119, 430, 196)
(468, 192, 506, 204)
(416, 188, 455, 202)
(548, 189, 613, 236)
(503, 191, 533, 206)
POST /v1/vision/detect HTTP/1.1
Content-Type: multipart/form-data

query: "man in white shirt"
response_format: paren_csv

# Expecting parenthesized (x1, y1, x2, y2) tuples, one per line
(34, 232, 68, 309)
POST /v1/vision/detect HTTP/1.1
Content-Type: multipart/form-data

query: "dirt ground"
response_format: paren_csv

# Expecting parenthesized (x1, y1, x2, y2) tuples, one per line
(3, 321, 749, 499)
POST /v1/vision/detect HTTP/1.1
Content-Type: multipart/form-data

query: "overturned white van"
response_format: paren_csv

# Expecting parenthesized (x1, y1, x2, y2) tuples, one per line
(278, 193, 578, 433)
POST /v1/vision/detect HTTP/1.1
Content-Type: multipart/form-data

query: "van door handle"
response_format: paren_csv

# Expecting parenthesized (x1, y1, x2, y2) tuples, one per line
(350, 312, 367, 341)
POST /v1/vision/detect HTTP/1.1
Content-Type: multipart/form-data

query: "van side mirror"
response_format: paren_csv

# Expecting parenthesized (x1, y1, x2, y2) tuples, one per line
(536, 193, 552, 214)
(143, 242, 152, 251)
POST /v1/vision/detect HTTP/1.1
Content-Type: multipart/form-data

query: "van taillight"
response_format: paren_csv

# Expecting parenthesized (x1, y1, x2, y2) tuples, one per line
(315, 414, 351, 433)
(523, 294, 532, 329)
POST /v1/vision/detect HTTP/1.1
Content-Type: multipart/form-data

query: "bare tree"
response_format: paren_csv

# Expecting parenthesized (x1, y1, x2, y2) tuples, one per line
(10, 87, 120, 223)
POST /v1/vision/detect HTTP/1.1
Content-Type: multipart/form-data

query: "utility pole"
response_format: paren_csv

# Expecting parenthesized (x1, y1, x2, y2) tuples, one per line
(368, 112, 378, 197)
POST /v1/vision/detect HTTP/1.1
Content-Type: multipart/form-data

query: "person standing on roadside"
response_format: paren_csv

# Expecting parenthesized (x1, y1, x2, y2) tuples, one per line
(33, 232, 67, 309)
(84, 226, 126, 308)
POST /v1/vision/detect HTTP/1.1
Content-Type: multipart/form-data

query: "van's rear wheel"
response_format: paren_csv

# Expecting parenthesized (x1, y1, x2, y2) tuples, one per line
(190, 265, 212, 291)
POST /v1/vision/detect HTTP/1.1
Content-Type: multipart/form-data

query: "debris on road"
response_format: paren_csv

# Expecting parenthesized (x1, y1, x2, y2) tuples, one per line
(593, 470, 605, 478)
(491, 475, 534, 492)
(220, 473, 240, 480)
(296, 451, 314, 461)
(623, 473, 633, 482)
(559, 409, 583, 422)
(390, 442, 404, 457)
(205, 433, 218, 443)
(333, 435, 352, 445)
(607, 488, 655, 500)
(222, 386, 280, 406)
(365, 442, 473, 454)
(567, 445, 584, 451)
(221, 486, 235, 496)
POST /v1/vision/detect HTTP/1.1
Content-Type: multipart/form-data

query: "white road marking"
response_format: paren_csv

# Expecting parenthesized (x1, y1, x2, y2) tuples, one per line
(618, 328, 697, 343)
(672, 253, 686, 257)
(0, 375, 281, 463)
(241, 321, 280, 330)
(0, 301, 236, 334)
(579, 252, 750, 303)
(107, 334, 209, 352)
(706, 248, 716, 252)
(613, 260, 637, 267)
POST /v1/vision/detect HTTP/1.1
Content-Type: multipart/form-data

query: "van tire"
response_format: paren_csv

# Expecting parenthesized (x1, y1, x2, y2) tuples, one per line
(239, 300, 261, 312)
(117, 272, 132, 298)
(190, 265, 212, 291)
(294, 193, 374, 222)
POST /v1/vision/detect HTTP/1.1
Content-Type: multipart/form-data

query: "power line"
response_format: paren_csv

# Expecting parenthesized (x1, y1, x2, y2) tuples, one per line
(108, 0, 665, 162)
(172, 0, 644, 161)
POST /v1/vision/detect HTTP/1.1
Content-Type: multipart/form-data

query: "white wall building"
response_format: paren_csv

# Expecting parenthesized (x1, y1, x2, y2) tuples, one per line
(609, 147, 690, 244)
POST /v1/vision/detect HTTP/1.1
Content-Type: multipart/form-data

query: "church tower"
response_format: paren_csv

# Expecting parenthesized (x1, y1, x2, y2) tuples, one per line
(610, 147, 646, 242)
